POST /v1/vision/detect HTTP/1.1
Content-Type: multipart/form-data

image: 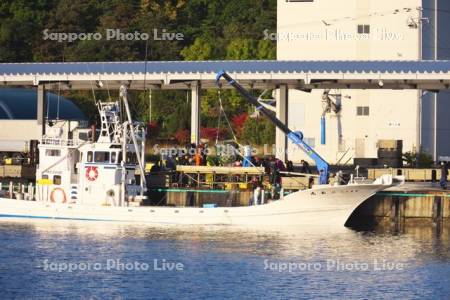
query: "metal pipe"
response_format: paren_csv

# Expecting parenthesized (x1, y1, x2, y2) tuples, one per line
(119, 85, 147, 187)
(121, 121, 128, 207)
(140, 126, 146, 199)
(433, 0, 438, 161)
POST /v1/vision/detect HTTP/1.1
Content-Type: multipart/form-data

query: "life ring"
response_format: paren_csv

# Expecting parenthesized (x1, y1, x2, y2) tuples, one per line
(86, 166, 99, 181)
(50, 188, 67, 204)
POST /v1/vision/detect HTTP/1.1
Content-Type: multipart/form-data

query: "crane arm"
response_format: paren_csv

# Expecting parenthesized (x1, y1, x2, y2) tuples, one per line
(216, 71, 329, 184)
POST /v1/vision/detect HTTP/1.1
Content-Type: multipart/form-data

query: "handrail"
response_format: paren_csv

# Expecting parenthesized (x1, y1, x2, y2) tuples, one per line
(41, 138, 85, 147)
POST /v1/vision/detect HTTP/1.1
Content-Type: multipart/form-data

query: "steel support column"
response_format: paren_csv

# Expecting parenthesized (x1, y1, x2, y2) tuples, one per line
(276, 85, 288, 161)
(190, 82, 200, 145)
(37, 84, 46, 135)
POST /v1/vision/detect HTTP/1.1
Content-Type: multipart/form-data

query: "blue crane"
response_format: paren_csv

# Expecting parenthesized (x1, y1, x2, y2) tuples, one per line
(216, 71, 329, 184)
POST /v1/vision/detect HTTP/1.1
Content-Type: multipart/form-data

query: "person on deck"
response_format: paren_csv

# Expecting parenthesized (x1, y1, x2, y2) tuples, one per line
(286, 160, 294, 172)
(269, 157, 284, 199)
(150, 160, 161, 173)
(242, 145, 252, 167)
(274, 158, 286, 172)
(300, 159, 311, 174)
(194, 145, 203, 166)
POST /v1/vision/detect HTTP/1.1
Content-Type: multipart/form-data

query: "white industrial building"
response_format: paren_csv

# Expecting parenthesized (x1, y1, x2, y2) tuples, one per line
(276, 0, 450, 164)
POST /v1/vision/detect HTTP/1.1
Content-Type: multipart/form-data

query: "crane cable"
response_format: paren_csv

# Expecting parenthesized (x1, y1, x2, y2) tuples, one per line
(215, 89, 261, 170)
(216, 89, 238, 145)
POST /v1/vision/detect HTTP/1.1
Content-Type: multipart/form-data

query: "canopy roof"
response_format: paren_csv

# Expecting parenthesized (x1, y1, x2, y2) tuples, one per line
(1, 60, 450, 90)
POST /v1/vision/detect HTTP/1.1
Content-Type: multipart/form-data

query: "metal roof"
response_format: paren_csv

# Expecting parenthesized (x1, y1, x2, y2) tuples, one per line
(1, 60, 450, 90)
(0, 88, 86, 120)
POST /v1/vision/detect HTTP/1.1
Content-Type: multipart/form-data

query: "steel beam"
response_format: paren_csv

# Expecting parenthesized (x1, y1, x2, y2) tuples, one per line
(276, 85, 288, 161)
(37, 84, 46, 135)
(190, 82, 200, 145)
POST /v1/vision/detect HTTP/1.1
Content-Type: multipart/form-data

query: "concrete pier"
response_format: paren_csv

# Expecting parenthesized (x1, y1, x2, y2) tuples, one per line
(348, 183, 450, 232)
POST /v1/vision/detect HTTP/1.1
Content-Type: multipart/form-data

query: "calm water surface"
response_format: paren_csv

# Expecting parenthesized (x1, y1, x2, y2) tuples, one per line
(0, 220, 449, 299)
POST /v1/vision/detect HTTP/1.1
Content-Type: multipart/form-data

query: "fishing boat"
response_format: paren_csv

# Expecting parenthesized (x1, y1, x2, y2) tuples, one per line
(0, 82, 402, 228)
(0, 175, 399, 227)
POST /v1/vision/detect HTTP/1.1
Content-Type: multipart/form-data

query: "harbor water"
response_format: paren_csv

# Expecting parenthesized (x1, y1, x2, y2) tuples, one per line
(0, 221, 449, 299)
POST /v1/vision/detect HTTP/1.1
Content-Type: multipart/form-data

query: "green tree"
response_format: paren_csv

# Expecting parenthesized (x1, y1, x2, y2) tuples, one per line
(256, 39, 276, 59)
(0, 0, 278, 143)
(0, 0, 55, 62)
(242, 117, 275, 145)
(180, 37, 213, 60)
(165, 100, 190, 136)
(226, 38, 255, 60)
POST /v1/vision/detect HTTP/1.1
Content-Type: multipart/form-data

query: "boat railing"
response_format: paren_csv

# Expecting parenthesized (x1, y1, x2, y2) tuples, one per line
(41, 138, 84, 147)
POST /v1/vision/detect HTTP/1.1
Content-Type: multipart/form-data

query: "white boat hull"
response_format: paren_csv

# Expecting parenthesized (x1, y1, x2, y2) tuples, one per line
(0, 182, 392, 228)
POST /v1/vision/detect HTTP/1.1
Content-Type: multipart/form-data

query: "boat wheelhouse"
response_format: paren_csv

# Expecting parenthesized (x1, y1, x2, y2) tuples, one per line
(35, 95, 146, 207)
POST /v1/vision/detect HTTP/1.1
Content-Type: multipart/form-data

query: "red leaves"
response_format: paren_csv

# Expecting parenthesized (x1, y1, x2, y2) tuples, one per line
(174, 129, 190, 144)
(231, 112, 248, 134)
(200, 127, 226, 141)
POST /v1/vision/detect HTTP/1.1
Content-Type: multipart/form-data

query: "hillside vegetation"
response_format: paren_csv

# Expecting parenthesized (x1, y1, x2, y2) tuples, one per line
(0, 0, 277, 145)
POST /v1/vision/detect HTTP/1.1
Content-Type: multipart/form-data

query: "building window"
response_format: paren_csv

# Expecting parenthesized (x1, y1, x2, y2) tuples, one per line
(357, 24, 370, 34)
(78, 132, 89, 141)
(111, 152, 117, 164)
(126, 152, 138, 164)
(338, 139, 346, 152)
(45, 149, 61, 157)
(357, 106, 370, 116)
(94, 151, 110, 163)
(53, 175, 62, 185)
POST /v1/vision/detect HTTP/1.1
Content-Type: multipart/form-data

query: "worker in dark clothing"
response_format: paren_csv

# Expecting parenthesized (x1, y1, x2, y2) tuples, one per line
(261, 158, 270, 174)
(269, 157, 283, 199)
(286, 160, 294, 172)
(269, 162, 281, 185)
(300, 159, 311, 174)
(440, 162, 448, 190)
(274, 158, 286, 172)
(150, 160, 161, 173)
(165, 157, 177, 171)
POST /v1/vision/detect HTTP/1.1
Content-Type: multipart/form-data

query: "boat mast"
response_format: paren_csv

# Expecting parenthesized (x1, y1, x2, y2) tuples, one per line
(119, 85, 147, 194)
(121, 121, 128, 206)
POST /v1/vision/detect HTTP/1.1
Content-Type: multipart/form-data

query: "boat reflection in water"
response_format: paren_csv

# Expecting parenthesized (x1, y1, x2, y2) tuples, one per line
(1, 220, 449, 299)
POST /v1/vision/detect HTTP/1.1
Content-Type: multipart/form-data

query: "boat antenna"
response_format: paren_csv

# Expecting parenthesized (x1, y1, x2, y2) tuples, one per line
(46, 91, 50, 121)
(85, 63, 97, 104)
(101, 63, 112, 102)
(56, 55, 65, 120)
(56, 81, 61, 120)
(119, 85, 147, 187)
(143, 38, 151, 122)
